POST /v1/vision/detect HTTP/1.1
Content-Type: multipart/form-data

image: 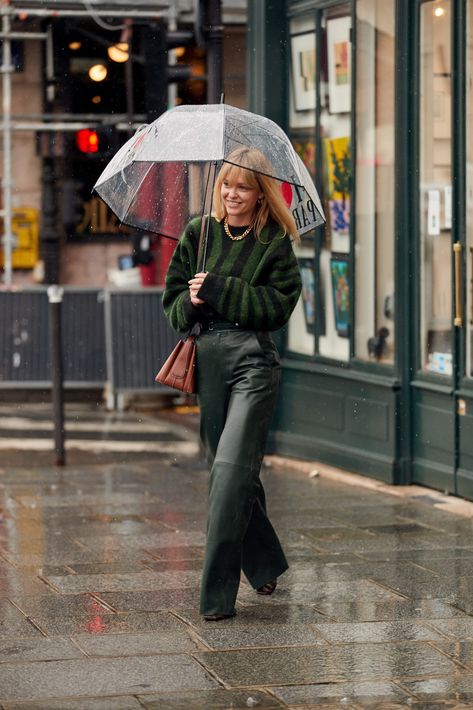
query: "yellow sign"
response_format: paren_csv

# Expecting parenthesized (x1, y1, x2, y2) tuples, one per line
(0, 208, 39, 269)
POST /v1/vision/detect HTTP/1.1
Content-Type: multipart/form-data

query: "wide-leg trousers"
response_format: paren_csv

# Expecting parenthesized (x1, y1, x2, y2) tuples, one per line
(196, 328, 289, 616)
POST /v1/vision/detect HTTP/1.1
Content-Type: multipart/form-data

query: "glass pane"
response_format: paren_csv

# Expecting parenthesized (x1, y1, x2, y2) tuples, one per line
(419, 0, 452, 376)
(318, 5, 352, 361)
(288, 13, 317, 356)
(355, 0, 395, 364)
(467, 2, 473, 377)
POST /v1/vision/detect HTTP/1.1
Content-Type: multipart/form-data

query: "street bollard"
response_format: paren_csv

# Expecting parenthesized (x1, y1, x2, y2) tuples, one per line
(47, 285, 65, 466)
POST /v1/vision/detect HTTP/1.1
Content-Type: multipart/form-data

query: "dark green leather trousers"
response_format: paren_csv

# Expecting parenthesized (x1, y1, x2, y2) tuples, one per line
(196, 329, 289, 616)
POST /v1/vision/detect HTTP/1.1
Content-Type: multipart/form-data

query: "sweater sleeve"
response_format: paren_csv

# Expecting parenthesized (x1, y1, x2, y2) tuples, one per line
(162, 220, 202, 333)
(197, 237, 302, 330)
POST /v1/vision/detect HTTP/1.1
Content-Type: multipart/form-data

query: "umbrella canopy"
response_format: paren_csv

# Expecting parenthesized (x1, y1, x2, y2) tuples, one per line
(94, 103, 325, 240)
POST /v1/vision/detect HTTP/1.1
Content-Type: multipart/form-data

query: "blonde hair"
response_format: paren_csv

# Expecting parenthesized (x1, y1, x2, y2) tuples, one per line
(213, 147, 300, 243)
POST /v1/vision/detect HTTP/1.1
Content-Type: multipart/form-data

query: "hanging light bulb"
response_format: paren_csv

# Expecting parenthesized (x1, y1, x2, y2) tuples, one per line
(108, 42, 129, 63)
(89, 64, 108, 82)
(434, 5, 445, 16)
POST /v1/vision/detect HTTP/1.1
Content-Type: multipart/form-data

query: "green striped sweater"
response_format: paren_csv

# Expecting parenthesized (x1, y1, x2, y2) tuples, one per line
(163, 216, 302, 333)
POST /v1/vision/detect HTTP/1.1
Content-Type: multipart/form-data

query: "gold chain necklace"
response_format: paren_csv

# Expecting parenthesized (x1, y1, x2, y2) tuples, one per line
(223, 217, 254, 241)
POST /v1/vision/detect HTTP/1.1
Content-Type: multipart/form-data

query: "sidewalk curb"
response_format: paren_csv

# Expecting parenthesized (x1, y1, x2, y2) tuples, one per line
(266, 454, 473, 520)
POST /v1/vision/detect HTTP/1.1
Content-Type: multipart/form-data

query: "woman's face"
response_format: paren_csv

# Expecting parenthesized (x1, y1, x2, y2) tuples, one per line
(220, 170, 262, 226)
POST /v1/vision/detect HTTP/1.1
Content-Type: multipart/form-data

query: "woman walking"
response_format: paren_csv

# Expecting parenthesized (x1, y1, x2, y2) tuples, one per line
(163, 147, 302, 621)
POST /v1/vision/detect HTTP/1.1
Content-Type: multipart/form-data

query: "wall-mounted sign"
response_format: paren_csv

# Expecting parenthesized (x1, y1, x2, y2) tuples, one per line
(0, 208, 39, 269)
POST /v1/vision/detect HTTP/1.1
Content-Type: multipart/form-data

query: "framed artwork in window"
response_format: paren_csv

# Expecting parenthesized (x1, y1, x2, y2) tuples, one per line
(330, 253, 350, 337)
(298, 257, 325, 336)
(324, 136, 351, 237)
(298, 257, 316, 334)
(290, 32, 316, 112)
(326, 16, 351, 114)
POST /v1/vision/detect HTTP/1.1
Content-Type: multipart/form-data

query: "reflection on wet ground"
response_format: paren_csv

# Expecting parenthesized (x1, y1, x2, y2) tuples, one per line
(2, 407, 473, 707)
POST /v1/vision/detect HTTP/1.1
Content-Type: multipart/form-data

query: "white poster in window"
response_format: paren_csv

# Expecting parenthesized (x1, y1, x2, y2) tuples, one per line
(444, 185, 452, 229)
(327, 16, 351, 114)
(290, 32, 316, 112)
(427, 189, 440, 236)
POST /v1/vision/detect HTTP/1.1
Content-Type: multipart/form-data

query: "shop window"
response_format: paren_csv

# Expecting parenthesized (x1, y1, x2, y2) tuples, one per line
(354, 0, 395, 364)
(287, 4, 352, 361)
(419, 0, 452, 375)
(467, 2, 473, 377)
(319, 7, 351, 361)
(287, 12, 317, 355)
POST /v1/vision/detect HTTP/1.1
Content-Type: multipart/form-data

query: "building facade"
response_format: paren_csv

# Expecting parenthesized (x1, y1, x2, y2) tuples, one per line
(1, 0, 246, 288)
(248, 0, 473, 499)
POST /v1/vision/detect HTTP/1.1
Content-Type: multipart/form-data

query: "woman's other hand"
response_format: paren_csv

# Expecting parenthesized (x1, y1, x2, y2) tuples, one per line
(188, 272, 208, 306)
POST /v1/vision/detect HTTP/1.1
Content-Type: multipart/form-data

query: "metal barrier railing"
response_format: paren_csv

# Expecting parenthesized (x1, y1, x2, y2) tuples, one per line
(0, 287, 177, 404)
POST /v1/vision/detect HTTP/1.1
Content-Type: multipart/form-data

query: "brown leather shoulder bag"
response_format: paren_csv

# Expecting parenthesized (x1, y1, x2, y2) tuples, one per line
(155, 215, 209, 394)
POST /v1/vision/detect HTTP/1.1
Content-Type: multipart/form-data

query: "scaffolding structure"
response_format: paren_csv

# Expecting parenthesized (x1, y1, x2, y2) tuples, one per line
(0, 0, 231, 284)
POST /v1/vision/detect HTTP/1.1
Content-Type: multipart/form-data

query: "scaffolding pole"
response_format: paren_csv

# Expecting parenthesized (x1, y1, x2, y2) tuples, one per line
(1, 4, 13, 285)
(0, 1, 168, 286)
(0, 0, 225, 284)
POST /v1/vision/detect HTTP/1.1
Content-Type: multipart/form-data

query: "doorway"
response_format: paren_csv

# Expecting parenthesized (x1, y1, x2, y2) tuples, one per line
(410, 0, 473, 497)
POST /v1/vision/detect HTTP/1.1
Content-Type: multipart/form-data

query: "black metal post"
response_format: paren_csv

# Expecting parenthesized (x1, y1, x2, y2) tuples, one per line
(47, 285, 65, 466)
(40, 154, 60, 284)
(205, 0, 223, 103)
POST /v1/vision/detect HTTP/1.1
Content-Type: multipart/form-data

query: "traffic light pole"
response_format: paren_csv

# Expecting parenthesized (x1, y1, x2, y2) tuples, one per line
(205, 0, 223, 104)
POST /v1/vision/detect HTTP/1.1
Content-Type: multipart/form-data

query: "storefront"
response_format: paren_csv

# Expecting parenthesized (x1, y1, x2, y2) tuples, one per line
(248, 0, 473, 499)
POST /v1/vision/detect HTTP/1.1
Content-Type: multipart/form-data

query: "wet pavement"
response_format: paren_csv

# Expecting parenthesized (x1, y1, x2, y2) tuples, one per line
(2, 405, 473, 707)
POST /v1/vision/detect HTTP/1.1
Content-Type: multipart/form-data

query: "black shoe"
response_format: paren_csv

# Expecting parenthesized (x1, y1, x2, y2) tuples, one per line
(256, 579, 277, 595)
(203, 610, 236, 621)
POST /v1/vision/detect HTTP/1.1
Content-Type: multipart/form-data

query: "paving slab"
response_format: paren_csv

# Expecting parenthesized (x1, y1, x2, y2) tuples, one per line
(403, 675, 473, 701)
(311, 598, 466, 622)
(73, 630, 200, 656)
(0, 637, 84, 663)
(423, 618, 473, 641)
(9, 593, 111, 617)
(272, 680, 411, 706)
(0, 600, 43, 638)
(428, 641, 473, 670)
(136, 688, 283, 709)
(144, 545, 206, 561)
(64, 561, 152, 575)
(43, 570, 201, 594)
(280, 559, 440, 585)
(0, 655, 217, 702)
(178, 604, 330, 627)
(0, 574, 54, 597)
(92, 588, 201, 612)
(194, 641, 460, 686)
(143, 559, 203, 572)
(245, 578, 403, 606)
(313, 620, 448, 643)
(193, 623, 326, 649)
(3, 696, 143, 709)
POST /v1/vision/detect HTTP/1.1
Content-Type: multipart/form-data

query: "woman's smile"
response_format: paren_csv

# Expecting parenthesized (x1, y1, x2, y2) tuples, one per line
(221, 175, 262, 226)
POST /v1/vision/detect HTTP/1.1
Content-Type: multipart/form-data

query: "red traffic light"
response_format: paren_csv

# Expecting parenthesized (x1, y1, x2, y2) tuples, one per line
(76, 129, 99, 154)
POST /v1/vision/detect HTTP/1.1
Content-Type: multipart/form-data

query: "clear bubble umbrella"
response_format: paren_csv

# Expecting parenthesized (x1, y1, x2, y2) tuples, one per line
(93, 103, 325, 241)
